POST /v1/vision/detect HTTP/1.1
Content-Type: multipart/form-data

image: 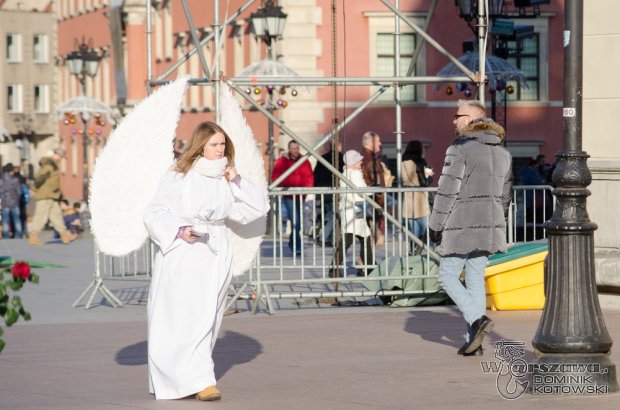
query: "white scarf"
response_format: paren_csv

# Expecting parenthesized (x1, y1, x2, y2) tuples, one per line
(192, 156, 227, 178)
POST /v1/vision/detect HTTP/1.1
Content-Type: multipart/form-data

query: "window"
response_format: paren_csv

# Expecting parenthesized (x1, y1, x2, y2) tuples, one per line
(377, 32, 417, 102)
(6, 33, 22, 63)
(492, 16, 550, 102)
(7, 85, 23, 113)
(366, 12, 426, 104)
(34, 85, 50, 113)
(505, 34, 540, 101)
(33, 34, 49, 63)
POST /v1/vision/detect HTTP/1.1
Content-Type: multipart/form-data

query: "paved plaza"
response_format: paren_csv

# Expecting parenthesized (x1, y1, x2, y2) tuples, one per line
(1, 238, 620, 409)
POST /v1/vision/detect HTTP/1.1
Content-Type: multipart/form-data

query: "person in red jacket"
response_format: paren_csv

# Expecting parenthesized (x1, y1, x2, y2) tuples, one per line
(271, 140, 314, 255)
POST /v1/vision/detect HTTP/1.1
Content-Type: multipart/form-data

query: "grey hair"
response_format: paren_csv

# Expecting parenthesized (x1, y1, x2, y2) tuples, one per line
(362, 131, 378, 147)
(457, 99, 486, 116)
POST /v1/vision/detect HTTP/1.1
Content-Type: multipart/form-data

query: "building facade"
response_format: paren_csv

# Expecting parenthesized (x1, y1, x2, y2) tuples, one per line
(0, 1, 56, 179)
(584, 0, 620, 253)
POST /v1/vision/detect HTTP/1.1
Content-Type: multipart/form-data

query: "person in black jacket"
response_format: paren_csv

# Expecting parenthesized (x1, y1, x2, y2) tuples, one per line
(312, 142, 343, 245)
(0, 163, 23, 238)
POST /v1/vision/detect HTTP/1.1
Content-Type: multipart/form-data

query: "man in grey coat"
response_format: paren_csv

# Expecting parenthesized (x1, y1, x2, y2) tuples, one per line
(429, 100, 513, 356)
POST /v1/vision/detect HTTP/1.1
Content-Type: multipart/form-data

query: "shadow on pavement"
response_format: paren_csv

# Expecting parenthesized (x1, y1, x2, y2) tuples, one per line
(213, 330, 263, 379)
(404, 309, 466, 350)
(404, 309, 538, 360)
(114, 330, 263, 379)
(116, 340, 148, 365)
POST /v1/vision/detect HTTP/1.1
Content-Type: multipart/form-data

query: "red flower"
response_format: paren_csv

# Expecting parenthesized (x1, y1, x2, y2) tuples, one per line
(11, 261, 31, 280)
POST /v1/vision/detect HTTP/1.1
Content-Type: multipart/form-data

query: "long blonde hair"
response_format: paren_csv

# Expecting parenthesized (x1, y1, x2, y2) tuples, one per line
(176, 121, 235, 175)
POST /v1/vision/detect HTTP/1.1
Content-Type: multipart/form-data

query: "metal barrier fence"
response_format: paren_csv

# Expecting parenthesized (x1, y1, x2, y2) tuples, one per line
(73, 241, 153, 309)
(77, 185, 553, 312)
(230, 185, 554, 314)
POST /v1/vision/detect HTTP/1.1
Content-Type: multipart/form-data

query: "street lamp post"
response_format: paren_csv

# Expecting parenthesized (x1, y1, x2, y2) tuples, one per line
(249, 1, 287, 235)
(249, 0, 288, 180)
(454, 0, 537, 129)
(530, 0, 618, 394)
(65, 40, 103, 202)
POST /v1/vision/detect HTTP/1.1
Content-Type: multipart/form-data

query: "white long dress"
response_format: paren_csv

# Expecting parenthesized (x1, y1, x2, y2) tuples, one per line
(143, 165, 268, 400)
(339, 167, 372, 238)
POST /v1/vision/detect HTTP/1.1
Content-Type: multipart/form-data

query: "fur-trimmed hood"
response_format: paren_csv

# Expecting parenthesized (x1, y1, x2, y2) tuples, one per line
(457, 117, 505, 144)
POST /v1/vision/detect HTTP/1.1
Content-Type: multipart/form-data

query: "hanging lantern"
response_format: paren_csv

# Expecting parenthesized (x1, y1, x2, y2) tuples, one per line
(277, 99, 284, 107)
(70, 118, 77, 124)
(94, 113, 101, 118)
(291, 89, 298, 97)
(253, 87, 261, 95)
(455, 82, 467, 92)
(279, 86, 286, 95)
(88, 129, 94, 135)
(281, 100, 288, 108)
(95, 129, 102, 135)
(464, 89, 473, 97)
(78, 129, 84, 135)
(258, 98, 266, 106)
(63, 119, 70, 125)
(506, 85, 515, 94)
(245, 88, 252, 94)
(266, 85, 274, 93)
(445, 86, 453, 96)
(99, 120, 106, 127)
(71, 127, 78, 135)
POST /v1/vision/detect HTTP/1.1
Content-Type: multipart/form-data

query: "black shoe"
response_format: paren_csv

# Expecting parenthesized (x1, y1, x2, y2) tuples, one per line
(457, 342, 467, 355)
(464, 346, 483, 356)
(464, 315, 494, 354)
(457, 342, 483, 356)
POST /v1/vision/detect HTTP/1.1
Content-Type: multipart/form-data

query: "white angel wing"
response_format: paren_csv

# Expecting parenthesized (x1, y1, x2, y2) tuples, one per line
(219, 82, 268, 276)
(90, 76, 190, 256)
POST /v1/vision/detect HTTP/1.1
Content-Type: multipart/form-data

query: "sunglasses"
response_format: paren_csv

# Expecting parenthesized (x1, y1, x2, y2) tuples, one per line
(453, 114, 470, 120)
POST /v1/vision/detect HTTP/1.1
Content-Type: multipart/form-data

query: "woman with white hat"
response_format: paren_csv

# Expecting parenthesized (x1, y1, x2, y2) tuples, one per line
(331, 150, 374, 277)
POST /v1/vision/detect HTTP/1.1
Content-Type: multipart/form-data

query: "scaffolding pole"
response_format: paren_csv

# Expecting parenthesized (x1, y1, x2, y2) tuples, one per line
(149, 75, 473, 87)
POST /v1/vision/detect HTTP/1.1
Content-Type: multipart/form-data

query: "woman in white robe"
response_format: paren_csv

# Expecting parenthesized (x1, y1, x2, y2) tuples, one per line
(143, 121, 268, 401)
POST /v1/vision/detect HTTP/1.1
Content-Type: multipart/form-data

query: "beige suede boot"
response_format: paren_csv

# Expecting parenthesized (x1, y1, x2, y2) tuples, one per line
(28, 232, 44, 246)
(60, 230, 78, 244)
(195, 386, 222, 401)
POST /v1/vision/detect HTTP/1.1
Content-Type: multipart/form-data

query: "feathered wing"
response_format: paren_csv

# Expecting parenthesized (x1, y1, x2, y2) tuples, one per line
(90, 76, 190, 256)
(219, 82, 268, 276)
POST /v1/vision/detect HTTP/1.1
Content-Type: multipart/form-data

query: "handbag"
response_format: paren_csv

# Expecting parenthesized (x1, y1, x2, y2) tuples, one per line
(353, 201, 366, 219)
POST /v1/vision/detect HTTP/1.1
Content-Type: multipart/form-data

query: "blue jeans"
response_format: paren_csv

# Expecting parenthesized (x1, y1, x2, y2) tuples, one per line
(321, 208, 335, 243)
(2, 206, 23, 238)
(437, 253, 488, 341)
(408, 215, 428, 240)
(282, 197, 303, 253)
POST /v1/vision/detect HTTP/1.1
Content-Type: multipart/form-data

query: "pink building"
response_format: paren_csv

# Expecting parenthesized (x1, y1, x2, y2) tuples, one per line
(56, 0, 564, 199)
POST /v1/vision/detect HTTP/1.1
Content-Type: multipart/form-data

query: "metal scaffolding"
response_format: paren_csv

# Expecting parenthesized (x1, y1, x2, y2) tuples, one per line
(139, 0, 492, 310)
(145, 0, 489, 190)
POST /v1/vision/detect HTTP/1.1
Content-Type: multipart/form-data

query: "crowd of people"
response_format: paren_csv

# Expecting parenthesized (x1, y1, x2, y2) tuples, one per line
(0, 148, 85, 244)
(270, 131, 436, 259)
